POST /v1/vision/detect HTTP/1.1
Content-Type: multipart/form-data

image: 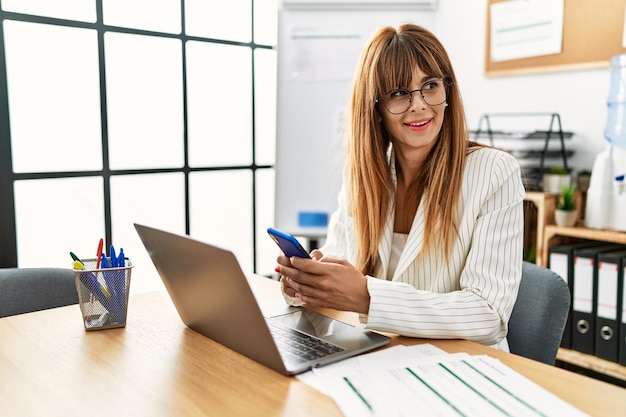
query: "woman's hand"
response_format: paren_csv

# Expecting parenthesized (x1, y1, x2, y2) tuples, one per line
(279, 249, 325, 299)
(277, 251, 370, 314)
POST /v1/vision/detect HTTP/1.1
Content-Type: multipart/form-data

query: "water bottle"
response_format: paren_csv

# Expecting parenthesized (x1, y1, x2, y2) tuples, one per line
(604, 53, 626, 149)
(589, 53, 626, 231)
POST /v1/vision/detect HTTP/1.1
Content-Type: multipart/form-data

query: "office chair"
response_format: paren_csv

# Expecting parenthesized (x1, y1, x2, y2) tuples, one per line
(0, 267, 78, 318)
(506, 261, 570, 365)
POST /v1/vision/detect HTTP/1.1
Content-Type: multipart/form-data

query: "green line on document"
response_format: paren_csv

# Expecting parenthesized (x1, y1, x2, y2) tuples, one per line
(343, 377, 372, 411)
(496, 20, 552, 34)
(406, 367, 467, 417)
(439, 363, 512, 416)
(462, 359, 548, 417)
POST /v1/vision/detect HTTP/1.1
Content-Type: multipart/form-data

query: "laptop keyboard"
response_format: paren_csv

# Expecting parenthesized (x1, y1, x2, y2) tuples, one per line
(269, 323, 345, 364)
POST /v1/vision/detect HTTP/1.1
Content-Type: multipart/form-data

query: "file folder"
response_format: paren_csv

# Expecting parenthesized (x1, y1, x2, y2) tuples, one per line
(548, 241, 606, 349)
(621, 257, 626, 367)
(595, 250, 626, 362)
(572, 244, 625, 355)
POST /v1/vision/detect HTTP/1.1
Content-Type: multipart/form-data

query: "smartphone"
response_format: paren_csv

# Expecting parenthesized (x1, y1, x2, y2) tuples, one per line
(267, 227, 311, 258)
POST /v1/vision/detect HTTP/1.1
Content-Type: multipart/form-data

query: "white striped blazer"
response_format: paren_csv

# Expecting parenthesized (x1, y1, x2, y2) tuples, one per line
(320, 147, 525, 351)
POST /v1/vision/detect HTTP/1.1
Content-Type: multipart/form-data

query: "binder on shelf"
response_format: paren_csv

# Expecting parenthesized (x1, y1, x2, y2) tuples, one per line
(548, 241, 606, 349)
(595, 250, 626, 363)
(621, 256, 626, 367)
(572, 244, 625, 355)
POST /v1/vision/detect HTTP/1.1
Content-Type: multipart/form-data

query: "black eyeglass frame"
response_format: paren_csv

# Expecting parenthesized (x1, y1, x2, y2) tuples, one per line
(375, 79, 455, 115)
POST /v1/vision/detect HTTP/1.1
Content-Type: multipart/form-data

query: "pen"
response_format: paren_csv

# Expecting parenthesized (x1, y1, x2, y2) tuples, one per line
(101, 255, 124, 323)
(75, 262, 116, 319)
(96, 238, 104, 269)
(74, 260, 111, 298)
(100, 254, 115, 294)
(110, 245, 117, 268)
(115, 248, 126, 310)
(71, 254, 94, 322)
(118, 248, 125, 267)
(70, 252, 84, 266)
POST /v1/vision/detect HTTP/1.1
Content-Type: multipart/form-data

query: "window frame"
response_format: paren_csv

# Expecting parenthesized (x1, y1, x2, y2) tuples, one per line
(0, 1, 275, 274)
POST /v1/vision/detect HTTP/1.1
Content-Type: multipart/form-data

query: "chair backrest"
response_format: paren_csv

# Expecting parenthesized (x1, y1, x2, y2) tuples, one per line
(0, 267, 78, 318)
(507, 261, 570, 365)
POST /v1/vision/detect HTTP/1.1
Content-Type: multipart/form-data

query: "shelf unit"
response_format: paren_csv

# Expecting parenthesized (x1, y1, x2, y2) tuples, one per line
(473, 113, 574, 191)
(557, 347, 626, 384)
(523, 192, 555, 266)
(523, 191, 584, 266)
(539, 212, 626, 384)
(541, 224, 626, 269)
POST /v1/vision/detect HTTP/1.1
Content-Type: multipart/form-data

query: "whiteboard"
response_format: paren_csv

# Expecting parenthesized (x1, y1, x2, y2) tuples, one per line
(274, 7, 437, 237)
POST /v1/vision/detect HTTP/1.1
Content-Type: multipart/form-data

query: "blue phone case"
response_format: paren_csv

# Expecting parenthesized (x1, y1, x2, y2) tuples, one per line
(267, 227, 310, 258)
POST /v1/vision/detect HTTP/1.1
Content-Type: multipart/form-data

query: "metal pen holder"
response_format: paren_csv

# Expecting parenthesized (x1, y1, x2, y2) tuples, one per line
(73, 258, 133, 330)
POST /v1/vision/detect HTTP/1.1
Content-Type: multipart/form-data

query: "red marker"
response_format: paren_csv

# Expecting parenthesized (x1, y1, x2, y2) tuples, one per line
(95, 238, 104, 269)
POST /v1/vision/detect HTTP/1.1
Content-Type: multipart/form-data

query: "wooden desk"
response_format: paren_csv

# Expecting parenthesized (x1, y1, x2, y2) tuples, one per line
(1, 275, 625, 417)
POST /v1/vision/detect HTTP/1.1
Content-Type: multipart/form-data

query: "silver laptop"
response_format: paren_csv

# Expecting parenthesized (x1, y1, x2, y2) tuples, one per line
(134, 223, 391, 375)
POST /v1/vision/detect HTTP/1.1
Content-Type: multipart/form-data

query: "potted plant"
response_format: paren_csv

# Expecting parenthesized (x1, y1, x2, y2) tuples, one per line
(543, 166, 571, 194)
(554, 184, 577, 227)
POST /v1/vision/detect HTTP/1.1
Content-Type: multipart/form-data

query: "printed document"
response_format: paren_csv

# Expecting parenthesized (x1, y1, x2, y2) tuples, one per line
(300, 344, 589, 417)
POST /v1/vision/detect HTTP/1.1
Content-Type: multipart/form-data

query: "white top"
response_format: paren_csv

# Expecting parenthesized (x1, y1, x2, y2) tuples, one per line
(388, 233, 408, 281)
(285, 147, 524, 351)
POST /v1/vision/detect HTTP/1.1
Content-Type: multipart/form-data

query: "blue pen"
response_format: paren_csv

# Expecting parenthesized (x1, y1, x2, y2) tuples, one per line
(113, 247, 127, 320)
(114, 248, 126, 312)
(100, 253, 110, 268)
(101, 255, 123, 322)
(110, 245, 117, 268)
(118, 248, 125, 267)
(76, 268, 117, 320)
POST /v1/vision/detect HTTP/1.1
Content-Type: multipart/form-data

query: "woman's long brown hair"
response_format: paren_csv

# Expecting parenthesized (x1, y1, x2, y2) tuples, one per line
(347, 24, 480, 275)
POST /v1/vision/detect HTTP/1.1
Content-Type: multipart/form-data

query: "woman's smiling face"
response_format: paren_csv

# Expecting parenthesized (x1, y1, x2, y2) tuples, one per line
(379, 66, 447, 157)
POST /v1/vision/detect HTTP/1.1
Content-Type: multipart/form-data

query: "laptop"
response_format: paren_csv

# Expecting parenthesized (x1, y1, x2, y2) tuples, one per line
(134, 223, 391, 375)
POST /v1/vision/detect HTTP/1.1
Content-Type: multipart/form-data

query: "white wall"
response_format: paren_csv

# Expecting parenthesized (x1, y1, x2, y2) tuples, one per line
(436, 0, 610, 172)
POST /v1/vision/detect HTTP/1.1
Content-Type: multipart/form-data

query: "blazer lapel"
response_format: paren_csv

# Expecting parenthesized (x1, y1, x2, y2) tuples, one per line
(377, 150, 396, 280)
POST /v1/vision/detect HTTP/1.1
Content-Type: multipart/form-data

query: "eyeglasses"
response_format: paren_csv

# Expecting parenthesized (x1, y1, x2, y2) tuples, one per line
(376, 79, 452, 114)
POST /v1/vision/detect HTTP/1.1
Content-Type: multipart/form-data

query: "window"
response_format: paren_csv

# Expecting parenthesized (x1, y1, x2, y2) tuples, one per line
(0, 0, 278, 293)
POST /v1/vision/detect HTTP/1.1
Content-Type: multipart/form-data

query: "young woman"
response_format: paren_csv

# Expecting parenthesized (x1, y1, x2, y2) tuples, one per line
(275, 24, 524, 351)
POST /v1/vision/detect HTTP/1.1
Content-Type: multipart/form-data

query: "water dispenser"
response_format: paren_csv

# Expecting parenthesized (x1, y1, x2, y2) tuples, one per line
(585, 53, 626, 231)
